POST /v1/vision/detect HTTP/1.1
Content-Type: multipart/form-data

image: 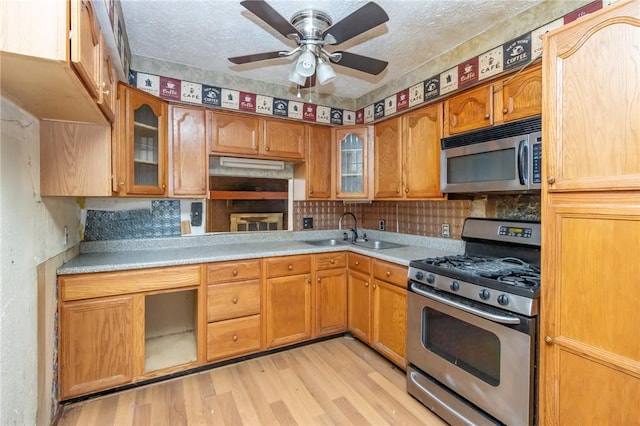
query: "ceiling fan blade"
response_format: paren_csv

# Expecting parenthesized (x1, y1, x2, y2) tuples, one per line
(228, 51, 284, 64)
(302, 74, 316, 89)
(240, 0, 302, 39)
(330, 51, 388, 75)
(322, 2, 389, 45)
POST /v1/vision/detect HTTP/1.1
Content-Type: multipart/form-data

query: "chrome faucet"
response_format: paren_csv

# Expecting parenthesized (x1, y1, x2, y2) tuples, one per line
(338, 212, 359, 242)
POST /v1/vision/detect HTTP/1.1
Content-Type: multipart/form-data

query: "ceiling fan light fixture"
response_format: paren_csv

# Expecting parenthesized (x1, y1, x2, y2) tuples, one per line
(288, 65, 306, 85)
(295, 48, 316, 77)
(316, 59, 336, 85)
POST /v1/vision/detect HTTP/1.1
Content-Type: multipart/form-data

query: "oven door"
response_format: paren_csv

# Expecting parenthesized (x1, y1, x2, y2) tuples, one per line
(407, 283, 535, 425)
(441, 134, 532, 193)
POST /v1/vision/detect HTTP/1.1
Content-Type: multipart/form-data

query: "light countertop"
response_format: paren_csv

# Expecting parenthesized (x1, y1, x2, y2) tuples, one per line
(58, 229, 465, 275)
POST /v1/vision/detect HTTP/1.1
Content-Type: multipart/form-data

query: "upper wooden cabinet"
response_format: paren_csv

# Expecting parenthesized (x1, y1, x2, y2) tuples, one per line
(374, 103, 444, 200)
(444, 83, 494, 135)
(168, 105, 208, 198)
(208, 110, 305, 161)
(373, 117, 404, 198)
(263, 119, 306, 160)
(305, 125, 333, 199)
(334, 126, 374, 199)
(0, 0, 114, 123)
(543, 5, 640, 192)
(117, 84, 168, 196)
(97, 33, 118, 122)
(496, 64, 542, 124)
(40, 121, 112, 197)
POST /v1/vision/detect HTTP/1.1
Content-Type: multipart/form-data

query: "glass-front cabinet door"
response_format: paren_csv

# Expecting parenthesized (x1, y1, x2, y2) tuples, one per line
(119, 84, 168, 195)
(334, 126, 371, 199)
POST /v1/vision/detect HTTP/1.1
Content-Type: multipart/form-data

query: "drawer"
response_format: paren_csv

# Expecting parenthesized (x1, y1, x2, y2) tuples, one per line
(207, 259, 261, 284)
(348, 253, 371, 274)
(265, 255, 311, 278)
(60, 265, 201, 302)
(207, 280, 261, 322)
(373, 259, 408, 288)
(207, 314, 261, 361)
(316, 252, 347, 270)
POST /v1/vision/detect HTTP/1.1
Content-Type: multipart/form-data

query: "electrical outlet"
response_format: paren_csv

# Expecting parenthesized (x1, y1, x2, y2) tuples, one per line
(190, 202, 203, 227)
(378, 219, 385, 231)
(63, 225, 69, 245)
(303, 217, 313, 229)
(441, 223, 451, 238)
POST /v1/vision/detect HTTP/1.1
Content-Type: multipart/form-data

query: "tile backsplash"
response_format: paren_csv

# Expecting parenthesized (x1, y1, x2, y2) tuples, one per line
(293, 194, 541, 239)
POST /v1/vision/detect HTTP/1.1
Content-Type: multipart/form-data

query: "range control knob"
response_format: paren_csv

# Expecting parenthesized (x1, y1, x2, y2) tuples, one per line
(450, 281, 460, 291)
(479, 289, 491, 300)
(415, 271, 424, 281)
(497, 295, 510, 306)
(426, 274, 435, 284)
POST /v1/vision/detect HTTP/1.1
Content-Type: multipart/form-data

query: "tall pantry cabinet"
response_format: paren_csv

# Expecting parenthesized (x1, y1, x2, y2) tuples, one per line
(539, 1, 640, 424)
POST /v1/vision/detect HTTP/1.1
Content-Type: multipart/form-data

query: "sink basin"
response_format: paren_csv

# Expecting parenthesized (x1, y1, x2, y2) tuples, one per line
(353, 240, 406, 250)
(304, 239, 350, 247)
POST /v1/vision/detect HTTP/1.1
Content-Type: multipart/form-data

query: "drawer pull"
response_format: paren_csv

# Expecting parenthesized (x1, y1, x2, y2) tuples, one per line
(373, 283, 377, 289)
(288, 264, 293, 271)
(317, 277, 321, 283)
(330, 259, 335, 264)
(232, 269, 238, 276)
(365, 282, 369, 287)
(232, 335, 238, 342)
(232, 297, 238, 304)
(386, 271, 391, 277)
(355, 260, 359, 266)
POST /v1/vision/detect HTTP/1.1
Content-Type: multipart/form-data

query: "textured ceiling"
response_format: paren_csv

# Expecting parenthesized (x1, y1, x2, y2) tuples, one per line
(120, 0, 545, 99)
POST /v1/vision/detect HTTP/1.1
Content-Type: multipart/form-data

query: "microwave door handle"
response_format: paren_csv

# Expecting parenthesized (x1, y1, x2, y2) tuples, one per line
(517, 139, 528, 185)
(410, 283, 521, 324)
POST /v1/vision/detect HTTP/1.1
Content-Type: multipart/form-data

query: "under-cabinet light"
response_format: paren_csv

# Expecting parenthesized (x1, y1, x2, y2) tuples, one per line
(219, 156, 285, 171)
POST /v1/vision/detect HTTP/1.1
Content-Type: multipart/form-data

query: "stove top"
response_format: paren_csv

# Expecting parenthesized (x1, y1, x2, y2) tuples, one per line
(410, 254, 540, 298)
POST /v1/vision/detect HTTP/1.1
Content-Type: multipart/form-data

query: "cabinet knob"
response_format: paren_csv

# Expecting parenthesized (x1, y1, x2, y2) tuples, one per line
(544, 336, 553, 344)
(330, 259, 335, 264)
(307, 278, 311, 284)
(310, 189, 314, 194)
(405, 188, 409, 193)
(365, 282, 369, 287)
(265, 146, 270, 151)
(232, 269, 238, 276)
(162, 184, 166, 189)
(119, 181, 125, 186)
(373, 283, 377, 289)
(386, 271, 391, 277)
(502, 108, 508, 114)
(317, 277, 321, 283)
(232, 297, 238, 304)
(232, 335, 238, 342)
(355, 260, 359, 266)
(288, 264, 293, 271)
(484, 113, 490, 119)
(547, 176, 556, 184)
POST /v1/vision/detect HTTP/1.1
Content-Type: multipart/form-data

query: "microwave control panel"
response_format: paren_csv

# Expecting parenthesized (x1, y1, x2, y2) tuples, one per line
(532, 135, 542, 184)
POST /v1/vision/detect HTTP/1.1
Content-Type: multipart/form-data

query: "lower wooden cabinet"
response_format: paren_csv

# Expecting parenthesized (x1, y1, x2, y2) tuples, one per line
(264, 255, 312, 348)
(59, 295, 137, 399)
(315, 252, 347, 337)
(347, 253, 373, 344)
(58, 265, 202, 400)
(206, 260, 261, 362)
(372, 260, 408, 368)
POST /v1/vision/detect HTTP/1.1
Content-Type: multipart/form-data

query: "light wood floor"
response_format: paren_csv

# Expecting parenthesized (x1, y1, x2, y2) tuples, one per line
(57, 336, 446, 426)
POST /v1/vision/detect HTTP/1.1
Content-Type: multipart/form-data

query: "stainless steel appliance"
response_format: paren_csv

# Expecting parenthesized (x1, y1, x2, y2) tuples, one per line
(407, 217, 540, 426)
(441, 117, 542, 193)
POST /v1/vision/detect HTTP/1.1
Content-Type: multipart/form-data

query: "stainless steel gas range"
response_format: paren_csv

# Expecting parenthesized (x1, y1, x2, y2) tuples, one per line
(407, 217, 540, 426)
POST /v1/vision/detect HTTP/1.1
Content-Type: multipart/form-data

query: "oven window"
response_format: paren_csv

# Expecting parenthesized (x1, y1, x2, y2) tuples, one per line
(447, 148, 515, 183)
(423, 308, 500, 386)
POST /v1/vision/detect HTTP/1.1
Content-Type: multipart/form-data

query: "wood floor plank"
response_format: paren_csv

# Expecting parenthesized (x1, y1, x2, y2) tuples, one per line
(57, 337, 447, 426)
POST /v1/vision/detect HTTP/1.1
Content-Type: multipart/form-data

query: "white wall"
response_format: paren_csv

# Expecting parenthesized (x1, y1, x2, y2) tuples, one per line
(1, 97, 80, 425)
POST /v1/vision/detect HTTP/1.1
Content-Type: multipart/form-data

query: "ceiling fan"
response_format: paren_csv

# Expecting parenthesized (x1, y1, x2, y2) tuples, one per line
(228, 1, 389, 88)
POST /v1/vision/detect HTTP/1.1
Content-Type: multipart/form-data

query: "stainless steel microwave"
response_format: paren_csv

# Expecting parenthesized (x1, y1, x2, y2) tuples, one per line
(441, 117, 542, 193)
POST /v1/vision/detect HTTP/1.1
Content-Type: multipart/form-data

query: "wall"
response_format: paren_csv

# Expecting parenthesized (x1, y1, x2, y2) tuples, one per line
(0, 97, 81, 425)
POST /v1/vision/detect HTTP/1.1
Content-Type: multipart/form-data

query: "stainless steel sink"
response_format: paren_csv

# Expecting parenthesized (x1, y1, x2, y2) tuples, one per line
(353, 240, 406, 250)
(304, 239, 350, 247)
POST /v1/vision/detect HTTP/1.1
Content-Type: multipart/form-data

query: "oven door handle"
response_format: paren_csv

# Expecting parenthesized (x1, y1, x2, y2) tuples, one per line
(410, 283, 521, 325)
